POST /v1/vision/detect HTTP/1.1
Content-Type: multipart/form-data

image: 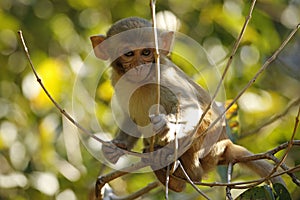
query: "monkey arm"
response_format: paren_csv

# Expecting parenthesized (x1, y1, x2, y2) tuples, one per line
(149, 114, 168, 134)
(102, 117, 141, 164)
(112, 128, 139, 150)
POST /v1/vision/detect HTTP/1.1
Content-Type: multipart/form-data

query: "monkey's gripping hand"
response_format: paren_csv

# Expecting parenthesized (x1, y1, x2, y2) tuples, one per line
(149, 114, 181, 143)
(150, 114, 169, 134)
(101, 140, 127, 164)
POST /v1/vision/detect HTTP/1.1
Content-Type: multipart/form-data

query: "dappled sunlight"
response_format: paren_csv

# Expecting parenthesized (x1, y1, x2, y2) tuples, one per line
(30, 172, 59, 196)
(0, 0, 299, 199)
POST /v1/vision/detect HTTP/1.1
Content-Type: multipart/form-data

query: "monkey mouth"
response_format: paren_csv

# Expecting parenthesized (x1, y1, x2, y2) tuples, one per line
(123, 63, 155, 83)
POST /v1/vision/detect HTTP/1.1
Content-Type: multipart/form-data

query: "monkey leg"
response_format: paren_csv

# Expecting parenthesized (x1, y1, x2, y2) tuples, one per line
(217, 139, 285, 185)
(153, 167, 186, 192)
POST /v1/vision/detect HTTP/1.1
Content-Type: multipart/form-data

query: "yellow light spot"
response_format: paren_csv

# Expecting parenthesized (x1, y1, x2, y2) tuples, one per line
(97, 80, 114, 102)
(31, 59, 65, 110)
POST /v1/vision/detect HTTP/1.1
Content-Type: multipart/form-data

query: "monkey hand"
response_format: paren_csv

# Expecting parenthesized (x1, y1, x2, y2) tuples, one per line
(149, 114, 169, 134)
(101, 140, 127, 164)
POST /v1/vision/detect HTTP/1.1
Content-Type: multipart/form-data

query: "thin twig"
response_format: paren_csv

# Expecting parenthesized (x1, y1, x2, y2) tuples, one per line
(197, 0, 257, 132)
(190, 140, 300, 189)
(230, 165, 300, 189)
(149, 0, 161, 152)
(268, 154, 300, 186)
(241, 97, 300, 138)
(235, 140, 300, 163)
(17, 30, 146, 158)
(165, 165, 170, 200)
(201, 23, 300, 138)
(111, 182, 160, 200)
(226, 187, 233, 200)
(237, 106, 300, 185)
(18, 31, 106, 145)
(171, 94, 181, 173)
(268, 105, 300, 180)
(193, 165, 300, 189)
(226, 163, 233, 200)
(234, 140, 300, 186)
(150, 0, 161, 114)
(96, 161, 149, 199)
(178, 161, 210, 200)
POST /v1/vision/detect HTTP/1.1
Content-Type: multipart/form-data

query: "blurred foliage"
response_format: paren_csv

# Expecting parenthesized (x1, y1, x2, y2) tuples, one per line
(0, 0, 300, 199)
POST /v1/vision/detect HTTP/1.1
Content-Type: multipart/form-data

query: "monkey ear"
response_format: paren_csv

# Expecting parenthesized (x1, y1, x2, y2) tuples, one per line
(159, 31, 174, 55)
(90, 35, 110, 60)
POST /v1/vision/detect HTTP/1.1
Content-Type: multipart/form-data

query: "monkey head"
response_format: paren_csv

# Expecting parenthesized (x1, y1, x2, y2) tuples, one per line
(90, 17, 174, 82)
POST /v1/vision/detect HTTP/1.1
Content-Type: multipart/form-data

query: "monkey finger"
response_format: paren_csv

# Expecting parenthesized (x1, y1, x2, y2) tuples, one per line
(149, 114, 168, 124)
(102, 144, 125, 164)
(149, 113, 167, 124)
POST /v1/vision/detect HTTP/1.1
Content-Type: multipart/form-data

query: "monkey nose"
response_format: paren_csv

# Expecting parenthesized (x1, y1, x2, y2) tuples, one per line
(136, 60, 144, 67)
(134, 65, 143, 75)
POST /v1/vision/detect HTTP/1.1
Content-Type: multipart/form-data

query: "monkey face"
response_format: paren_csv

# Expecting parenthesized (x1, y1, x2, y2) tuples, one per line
(112, 46, 155, 83)
(90, 21, 174, 83)
(119, 48, 154, 66)
(90, 25, 174, 62)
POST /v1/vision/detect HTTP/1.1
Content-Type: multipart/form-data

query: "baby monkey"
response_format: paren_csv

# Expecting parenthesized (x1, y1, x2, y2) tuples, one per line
(90, 17, 284, 192)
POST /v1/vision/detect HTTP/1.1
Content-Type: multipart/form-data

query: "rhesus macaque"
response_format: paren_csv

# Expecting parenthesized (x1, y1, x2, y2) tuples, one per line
(90, 17, 284, 192)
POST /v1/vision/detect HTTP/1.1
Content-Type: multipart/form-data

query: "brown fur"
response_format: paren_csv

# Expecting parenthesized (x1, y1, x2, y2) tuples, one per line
(90, 17, 285, 192)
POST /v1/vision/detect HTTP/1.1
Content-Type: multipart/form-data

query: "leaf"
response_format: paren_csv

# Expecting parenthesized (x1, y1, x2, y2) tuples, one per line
(273, 183, 292, 200)
(235, 185, 275, 200)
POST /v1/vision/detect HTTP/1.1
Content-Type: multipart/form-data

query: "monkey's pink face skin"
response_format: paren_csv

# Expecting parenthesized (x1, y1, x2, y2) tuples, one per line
(118, 48, 155, 83)
(122, 63, 154, 83)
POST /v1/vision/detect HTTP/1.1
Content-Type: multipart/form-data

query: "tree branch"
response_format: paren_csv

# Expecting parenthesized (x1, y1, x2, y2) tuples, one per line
(197, 0, 257, 135)
(201, 23, 300, 137)
(241, 97, 300, 138)
(18, 30, 146, 158)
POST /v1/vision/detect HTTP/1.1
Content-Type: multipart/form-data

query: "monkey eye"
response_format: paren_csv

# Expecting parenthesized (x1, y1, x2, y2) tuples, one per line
(142, 49, 151, 56)
(124, 51, 134, 57)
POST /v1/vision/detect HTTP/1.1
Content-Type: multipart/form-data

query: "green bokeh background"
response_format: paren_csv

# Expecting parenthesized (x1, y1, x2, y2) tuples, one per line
(0, 0, 299, 199)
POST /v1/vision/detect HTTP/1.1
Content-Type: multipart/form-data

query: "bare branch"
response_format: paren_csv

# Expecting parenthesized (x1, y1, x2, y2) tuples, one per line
(178, 161, 211, 200)
(234, 140, 300, 186)
(268, 154, 300, 186)
(17, 31, 105, 145)
(269, 104, 300, 181)
(201, 23, 300, 137)
(226, 162, 233, 200)
(150, 0, 161, 114)
(230, 165, 300, 189)
(241, 97, 300, 138)
(95, 161, 149, 199)
(17, 30, 146, 158)
(149, 0, 161, 152)
(165, 165, 170, 200)
(197, 0, 257, 129)
(193, 165, 300, 189)
(224, 23, 300, 117)
(235, 140, 300, 163)
(111, 182, 160, 200)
